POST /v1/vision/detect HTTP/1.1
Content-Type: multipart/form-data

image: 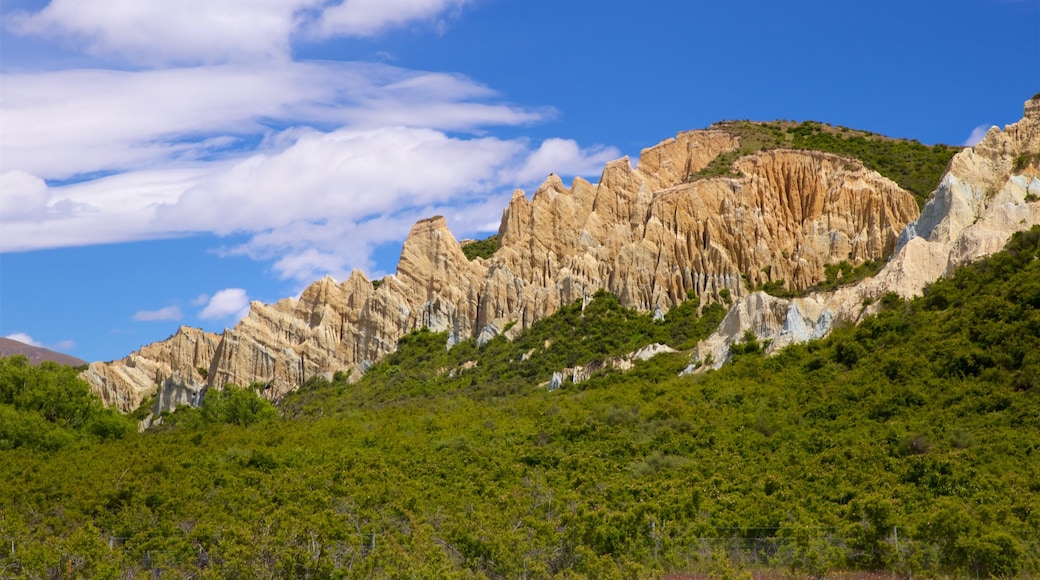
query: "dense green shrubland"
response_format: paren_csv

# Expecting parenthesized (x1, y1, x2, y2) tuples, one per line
(0, 357, 135, 451)
(2, 228, 1039, 578)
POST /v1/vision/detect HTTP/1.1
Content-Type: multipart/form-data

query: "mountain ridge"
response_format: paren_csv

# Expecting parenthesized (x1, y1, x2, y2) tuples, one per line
(0, 337, 87, 368)
(81, 98, 1040, 413)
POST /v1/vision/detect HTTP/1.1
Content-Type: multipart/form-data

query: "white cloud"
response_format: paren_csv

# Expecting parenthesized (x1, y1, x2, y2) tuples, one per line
(52, 340, 76, 351)
(963, 124, 993, 146)
(132, 305, 183, 322)
(8, 0, 309, 65)
(1, 0, 623, 286)
(198, 288, 251, 321)
(5, 332, 43, 347)
(506, 138, 620, 185)
(314, 0, 472, 38)
(1, 62, 541, 180)
(0, 171, 50, 221)
(2, 127, 618, 278)
(157, 126, 523, 234)
(7, 0, 473, 65)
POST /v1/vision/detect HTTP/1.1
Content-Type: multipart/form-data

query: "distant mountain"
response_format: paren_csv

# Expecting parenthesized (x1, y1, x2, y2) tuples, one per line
(0, 337, 87, 367)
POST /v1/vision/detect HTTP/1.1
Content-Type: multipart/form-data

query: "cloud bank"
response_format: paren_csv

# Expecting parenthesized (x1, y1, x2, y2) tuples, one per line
(1, 1, 620, 284)
(7, 0, 474, 65)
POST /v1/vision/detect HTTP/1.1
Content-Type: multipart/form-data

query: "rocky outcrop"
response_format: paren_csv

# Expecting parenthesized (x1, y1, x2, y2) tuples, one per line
(82, 327, 219, 411)
(86, 119, 925, 411)
(687, 97, 1040, 370)
(543, 343, 679, 390)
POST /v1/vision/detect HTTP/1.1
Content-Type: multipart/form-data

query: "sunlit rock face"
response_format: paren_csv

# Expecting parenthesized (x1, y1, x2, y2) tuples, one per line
(86, 120, 939, 410)
(687, 98, 1040, 371)
(82, 327, 220, 412)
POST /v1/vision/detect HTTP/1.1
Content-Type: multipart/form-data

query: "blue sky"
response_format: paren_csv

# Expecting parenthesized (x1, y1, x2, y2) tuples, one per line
(1, 0, 1038, 362)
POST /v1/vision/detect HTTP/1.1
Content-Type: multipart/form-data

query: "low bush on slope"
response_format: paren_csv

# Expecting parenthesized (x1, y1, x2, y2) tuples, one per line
(1, 228, 1039, 578)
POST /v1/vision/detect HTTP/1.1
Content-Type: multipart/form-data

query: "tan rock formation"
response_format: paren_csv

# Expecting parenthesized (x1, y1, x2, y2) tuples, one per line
(85, 124, 923, 411)
(689, 97, 1040, 370)
(82, 327, 220, 411)
(544, 343, 680, 390)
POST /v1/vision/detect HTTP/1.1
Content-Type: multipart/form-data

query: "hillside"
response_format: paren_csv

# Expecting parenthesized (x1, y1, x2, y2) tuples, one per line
(8, 97, 1036, 577)
(1, 227, 1039, 577)
(82, 97, 1040, 416)
(82, 107, 995, 413)
(0, 337, 87, 368)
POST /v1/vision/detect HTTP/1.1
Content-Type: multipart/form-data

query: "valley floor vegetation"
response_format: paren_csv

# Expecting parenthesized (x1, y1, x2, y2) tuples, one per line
(2, 228, 1040, 578)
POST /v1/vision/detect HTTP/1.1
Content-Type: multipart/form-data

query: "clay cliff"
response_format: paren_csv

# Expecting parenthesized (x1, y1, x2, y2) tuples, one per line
(687, 97, 1040, 370)
(84, 98, 1040, 413)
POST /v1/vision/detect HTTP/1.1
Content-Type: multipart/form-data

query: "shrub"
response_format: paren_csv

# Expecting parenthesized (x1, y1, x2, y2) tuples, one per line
(461, 235, 499, 260)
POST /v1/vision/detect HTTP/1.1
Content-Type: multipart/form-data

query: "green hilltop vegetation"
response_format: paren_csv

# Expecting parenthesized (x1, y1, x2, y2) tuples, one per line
(462, 234, 499, 261)
(692, 120, 962, 209)
(2, 228, 1040, 578)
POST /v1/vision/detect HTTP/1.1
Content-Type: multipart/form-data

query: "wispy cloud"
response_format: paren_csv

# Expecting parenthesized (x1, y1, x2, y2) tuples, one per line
(6, 0, 474, 66)
(962, 124, 993, 146)
(0, 63, 542, 180)
(132, 306, 183, 322)
(505, 138, 620, 185)
(1, 0, 622, 286)
(198, 288, 251, 322)
(312, 0, 474, 39)
(2, 129, 616, 279)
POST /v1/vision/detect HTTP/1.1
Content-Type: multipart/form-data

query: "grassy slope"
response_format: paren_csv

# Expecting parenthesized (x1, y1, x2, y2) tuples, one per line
(2, 229, 1039, 578)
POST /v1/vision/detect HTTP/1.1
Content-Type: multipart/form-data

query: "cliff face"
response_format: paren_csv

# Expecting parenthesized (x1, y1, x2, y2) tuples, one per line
(83, 327, 220, 411)
(86, 111, 958, 411)
(688, 97, 1040, 370)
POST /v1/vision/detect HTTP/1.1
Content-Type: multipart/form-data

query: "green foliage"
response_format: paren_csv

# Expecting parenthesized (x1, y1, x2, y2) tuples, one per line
(165, 383, 279, 428)
(0, 356, 134, 450)
(3, 229, 1040, 577)
(461, 234, 499, 260)
(756, 259, 888, 299)
(691, 120, 961, 209)
(202, 384, 278, 425)
(718, 287, 731, 304)
(729, 330, 765, 357)
(818, 259, 886, 292)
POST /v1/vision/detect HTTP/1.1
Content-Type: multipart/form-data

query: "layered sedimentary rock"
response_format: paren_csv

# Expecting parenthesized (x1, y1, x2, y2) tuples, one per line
(86, 118, 928, 411)
(688, 97, 1040, 370)
(83, 327, 220, 411)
